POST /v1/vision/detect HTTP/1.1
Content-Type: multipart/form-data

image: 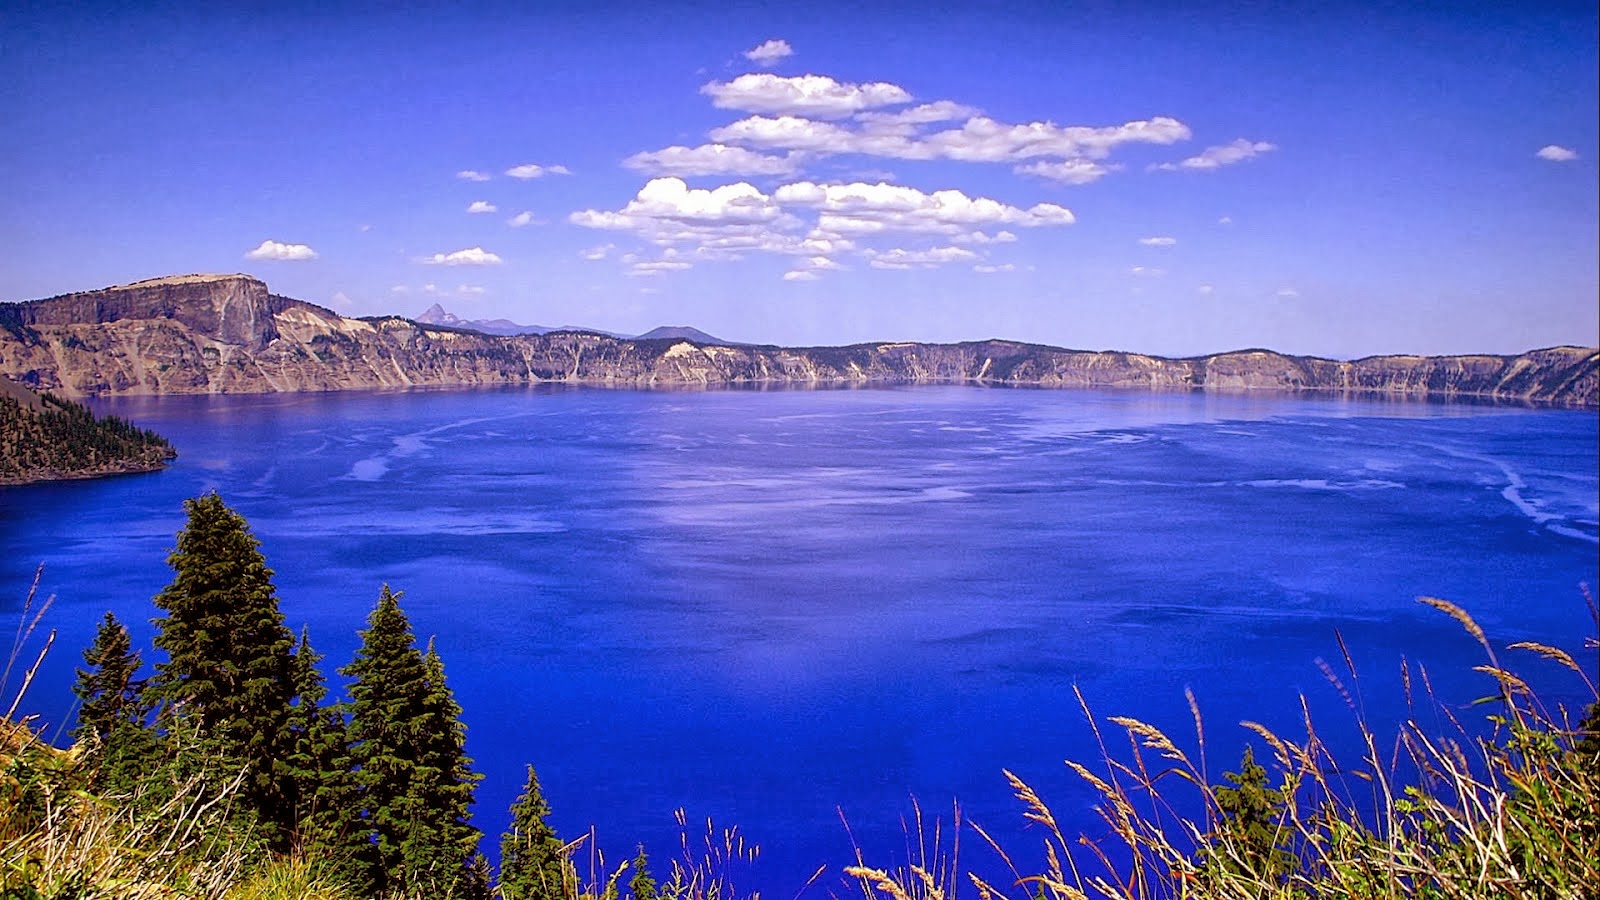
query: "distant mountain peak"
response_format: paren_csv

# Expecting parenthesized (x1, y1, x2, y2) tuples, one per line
(635, 325, 731, 344)
(415, 303, 461, 325)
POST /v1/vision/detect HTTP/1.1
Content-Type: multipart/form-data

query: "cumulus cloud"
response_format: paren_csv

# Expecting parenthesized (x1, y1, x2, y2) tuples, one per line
(702, 73, 912, 119)
(575, 177, 787, 226)
(743, 39, 794, 66)
(973, 263, 1016, 274)
(1217, 216, 1233, 225)
(245, 240, 318, 261)
(457, 170, 491, 182)
(1015, 159, 1118, 185)
(506, 163, 572, 179)
(507, 211, 536, 227)
(867, 246, 979, 269)
(628, 249, 694, 277)
(624, 143, 804, 177)
(457, 284, 486, 295)
(921, 116, 1190, 163)
(1198, 284, 1215, 295)
(712, 111, 1189, 169)
(1128, 265, 1165, 277)
(419, 247, 503, 266)
(570, 178, 807, 260)
(773, 181, 1074, 237)
(467, 200, 497, 214)
(1276, 287, 1300, 298)
(580, 244, 615, 260)
(1537, 144, 1578, 162)
(1138, 236, 1177, 247)
(782, 255, 844, 280)
(1155, 139, 1276, 171)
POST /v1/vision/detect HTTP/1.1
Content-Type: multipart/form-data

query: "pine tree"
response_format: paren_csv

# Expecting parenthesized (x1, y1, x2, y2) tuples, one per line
(72, 611, 146, 745)
(1199, 744, 1297, 884)
(499, 764, 570, 900)
(629, 845, 657, 900)
(344, 585, 487, 899)
(71, 611, 159, 793)
(284, 627, 367, 887)
(148, 491, 299, 844)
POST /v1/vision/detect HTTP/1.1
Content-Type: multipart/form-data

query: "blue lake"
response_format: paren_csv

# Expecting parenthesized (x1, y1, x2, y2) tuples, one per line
(1, 385, 1596, 893)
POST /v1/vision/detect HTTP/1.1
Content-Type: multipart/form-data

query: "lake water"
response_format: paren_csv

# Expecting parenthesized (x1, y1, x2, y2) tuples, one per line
(2, 385, 1596, 893)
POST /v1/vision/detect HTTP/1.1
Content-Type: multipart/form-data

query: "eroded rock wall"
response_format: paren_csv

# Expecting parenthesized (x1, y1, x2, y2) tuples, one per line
(1, 274, 1594, 407)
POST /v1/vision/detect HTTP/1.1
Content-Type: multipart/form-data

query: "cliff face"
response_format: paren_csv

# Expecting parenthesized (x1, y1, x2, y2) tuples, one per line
(1, 274, 1595, 407)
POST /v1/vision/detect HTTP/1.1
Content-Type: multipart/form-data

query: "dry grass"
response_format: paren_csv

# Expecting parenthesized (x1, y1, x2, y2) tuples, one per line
(847, 595, 1600, 900)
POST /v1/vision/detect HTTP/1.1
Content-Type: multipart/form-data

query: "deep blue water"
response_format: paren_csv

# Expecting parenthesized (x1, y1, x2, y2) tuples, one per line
(2, 385, 1596, 894)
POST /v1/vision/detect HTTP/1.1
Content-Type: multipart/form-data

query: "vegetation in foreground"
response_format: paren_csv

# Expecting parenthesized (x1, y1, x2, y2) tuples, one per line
(0, 378, 175, 484)
(1, 493, 1596, 898)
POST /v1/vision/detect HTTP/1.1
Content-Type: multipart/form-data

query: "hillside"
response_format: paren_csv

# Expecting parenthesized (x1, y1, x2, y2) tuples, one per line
(1, 274, 1594, 406)
(0, 377, 175, 484)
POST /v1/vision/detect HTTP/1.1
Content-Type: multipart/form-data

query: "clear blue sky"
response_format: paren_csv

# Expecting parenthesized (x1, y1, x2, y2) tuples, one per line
(3, 1, 1595, 358)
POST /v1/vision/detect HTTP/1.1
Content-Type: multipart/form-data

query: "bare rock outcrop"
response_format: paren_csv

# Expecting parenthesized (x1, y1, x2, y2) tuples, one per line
(1, 274, 1594, 407)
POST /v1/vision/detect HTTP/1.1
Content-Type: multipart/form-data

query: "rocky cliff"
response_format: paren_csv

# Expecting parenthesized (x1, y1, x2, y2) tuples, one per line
(1, 274, 1595, 407)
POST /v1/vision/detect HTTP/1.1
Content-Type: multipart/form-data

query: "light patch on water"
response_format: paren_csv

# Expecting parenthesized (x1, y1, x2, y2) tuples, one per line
(346, 458, 389, 481)
(1243, 478, 1405, 491)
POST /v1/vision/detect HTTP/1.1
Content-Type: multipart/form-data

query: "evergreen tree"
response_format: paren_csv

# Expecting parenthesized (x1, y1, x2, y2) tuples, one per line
(71, 611, 146, 745)
(499, 764, 570, 900)
(629, 845, 658, 900)
(148, 491, 299, 844)
(284, 627, 367, 887)
(344, 585, 487, 899)
(1199, 744, 1297, 885)
(71, 611, 160, 793)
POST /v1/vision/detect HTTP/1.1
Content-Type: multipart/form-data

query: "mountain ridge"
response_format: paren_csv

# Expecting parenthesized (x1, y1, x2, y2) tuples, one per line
(1, 274, 1594, 407)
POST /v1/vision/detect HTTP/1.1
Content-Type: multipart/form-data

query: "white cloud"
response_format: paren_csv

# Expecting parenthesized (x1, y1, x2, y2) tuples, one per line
(1015, 159, 1118, 185)
(629, 251, 694, 277)
(710, 115, 859, 153)
(571, 178, 805, 261)
(419, 247, 503, 266)
(1138, 236, 1177, 247)
(1217, 216, 1233, 225)
(713, 110, 1189, 169)
(783, 255, 844, 280)
(1198, 284, 1214, 295)
(624, 143, 804, 177)
(973, 263, 1016, 274)
(506, 163, 572, 179)
(955, 229, 1018, 244)
(330, 290, 352, 306)
(507, 211, 536, 227)
(581, 244, 615, 260)
(245, 239, 318, 261)
(743, 39, 794, 67)
(457, 284, 486, 295)
(576, 177, 788, 226)
(702, 73, 912, 119)
(1155, 139, 1276, 171)
(467, 200, 498, 214)
(390, 285, 408, 294)
(855, 101, 980, 130)
(774, 181, 1074, 237)
(867, 246, 979, 269)
(1536, 144, 1578, 162)
(921, 116, 1190, 163)
(1128, 265, 1165, 277)
(1276, 287, 1300, 298)
(457, 170, 492, 182)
